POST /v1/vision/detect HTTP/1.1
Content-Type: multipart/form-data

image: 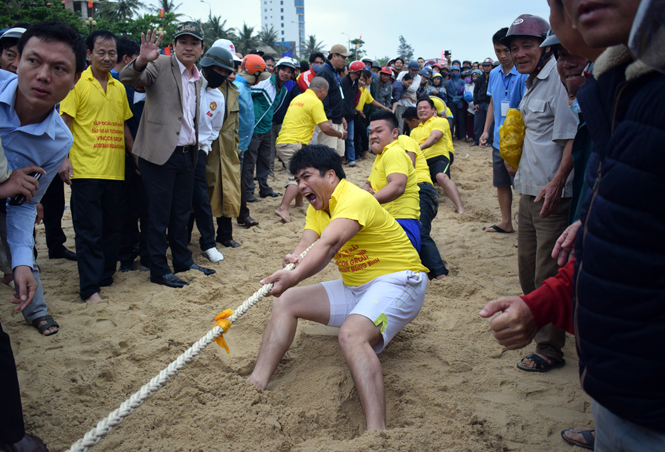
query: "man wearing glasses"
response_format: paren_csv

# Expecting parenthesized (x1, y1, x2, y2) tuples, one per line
(316, 45, 350, 157)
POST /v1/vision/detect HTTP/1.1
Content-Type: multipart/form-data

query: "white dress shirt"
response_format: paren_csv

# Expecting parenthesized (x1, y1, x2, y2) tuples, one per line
(176, 58, 200, 146)
(198, 76, 225, 154)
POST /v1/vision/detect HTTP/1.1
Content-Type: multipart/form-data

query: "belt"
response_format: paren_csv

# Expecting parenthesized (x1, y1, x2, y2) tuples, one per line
(175, 145, 195, 153)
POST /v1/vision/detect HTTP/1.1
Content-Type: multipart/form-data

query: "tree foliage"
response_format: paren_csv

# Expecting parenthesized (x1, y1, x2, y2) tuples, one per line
(397, 35, 413, 61)
(202, 13, 236, 49)
(257, 24, 278, 47)
(96, 0, 145, 23)
(1, 0, 84, 31)
(301, 34, 325, 58)
(150, 0, 182, 19)
(234, 22, 257, 56)
(349, 38, 365, 61)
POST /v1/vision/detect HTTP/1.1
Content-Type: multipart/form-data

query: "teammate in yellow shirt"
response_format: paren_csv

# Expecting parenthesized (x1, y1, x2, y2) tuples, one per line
(397, 135, 449, 279)
(409, 97, 466, 213)
(362, 111, 421, 250)
(248, 144, 428, 431)
(274, 77, 343, 223)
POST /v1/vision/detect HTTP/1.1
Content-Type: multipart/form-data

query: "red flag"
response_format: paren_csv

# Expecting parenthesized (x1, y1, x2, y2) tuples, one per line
(359, 35, 362, 41)
(164, 45, 171, 56)
(88, 0, 93, 8)
(159, 8, 165, 17)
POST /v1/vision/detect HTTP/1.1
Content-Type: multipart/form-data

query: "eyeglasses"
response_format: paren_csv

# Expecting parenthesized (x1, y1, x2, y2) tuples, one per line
(334, 53, 348, 60)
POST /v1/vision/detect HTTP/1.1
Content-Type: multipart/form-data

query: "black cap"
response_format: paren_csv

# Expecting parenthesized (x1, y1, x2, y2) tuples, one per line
(173, 21, 204, 41)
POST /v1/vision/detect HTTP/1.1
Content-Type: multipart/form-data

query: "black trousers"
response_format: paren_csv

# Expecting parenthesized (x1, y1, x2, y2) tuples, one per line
(242, 132, 273, 198)
(216, 216, 234, 242)
(139, 150, 195, 276)
(40, 176, 67, 253)
(188, 149, 216, 251)
(0, 322, 24, 444)
(71, 179, 122, 300)
(119, 155, 149, 267)
(239, 154, 251, 219)
(450, 103, 466, 140)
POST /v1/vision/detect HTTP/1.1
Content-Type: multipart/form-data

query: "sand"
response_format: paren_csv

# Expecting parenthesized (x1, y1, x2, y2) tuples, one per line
(1, 141, 593, 452)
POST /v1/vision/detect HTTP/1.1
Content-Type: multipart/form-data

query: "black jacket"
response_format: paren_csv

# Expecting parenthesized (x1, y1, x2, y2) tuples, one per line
(473, 72, 490, 106)
(340, 74, 359, 121)
(319, 62, 343, 124)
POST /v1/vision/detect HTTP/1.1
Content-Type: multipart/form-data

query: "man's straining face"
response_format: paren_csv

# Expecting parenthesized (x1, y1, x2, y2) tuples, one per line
(416, 100, 435, 121)
(369, 119, 398, 155)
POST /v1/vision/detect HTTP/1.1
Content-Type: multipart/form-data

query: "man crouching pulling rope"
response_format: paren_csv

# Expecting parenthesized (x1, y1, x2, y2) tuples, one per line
(248, 144, 428, 430)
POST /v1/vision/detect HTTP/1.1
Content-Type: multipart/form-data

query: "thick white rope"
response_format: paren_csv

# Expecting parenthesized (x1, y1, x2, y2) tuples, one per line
(66, 241, 318, 452)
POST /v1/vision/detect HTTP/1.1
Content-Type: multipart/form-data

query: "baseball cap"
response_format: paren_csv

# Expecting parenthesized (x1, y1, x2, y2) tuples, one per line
(173, 21, 203, 41)
(329, 44, 351, 57)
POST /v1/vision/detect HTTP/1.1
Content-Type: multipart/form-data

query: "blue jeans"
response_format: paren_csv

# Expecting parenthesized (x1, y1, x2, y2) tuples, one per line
(344, 119, 355, 163)
(592, 399, 665, 452)
(418, 183, 448, 278)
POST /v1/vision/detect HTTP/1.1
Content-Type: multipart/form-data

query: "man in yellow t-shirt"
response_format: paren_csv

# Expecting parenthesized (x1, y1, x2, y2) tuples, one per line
(248, 144, 428, 431)
(274, 76, 342, 223)
(397, 135, 449, 279)
(409, 97, 466, 213)
(362, 111, 421, 251)
(60, 31, 133, 302)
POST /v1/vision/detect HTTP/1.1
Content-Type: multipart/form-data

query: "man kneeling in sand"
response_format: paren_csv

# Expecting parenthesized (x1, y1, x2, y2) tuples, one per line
(249, 144, 428, 430)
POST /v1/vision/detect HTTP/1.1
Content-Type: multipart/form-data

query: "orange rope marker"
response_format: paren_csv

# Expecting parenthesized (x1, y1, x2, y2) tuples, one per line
(213, 309, 234, 353)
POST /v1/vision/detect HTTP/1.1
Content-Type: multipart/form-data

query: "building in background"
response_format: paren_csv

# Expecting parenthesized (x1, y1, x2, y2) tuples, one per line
(260, 0, 305, 58)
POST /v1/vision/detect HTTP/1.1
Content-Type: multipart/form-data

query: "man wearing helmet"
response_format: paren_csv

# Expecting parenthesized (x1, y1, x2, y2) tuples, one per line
(503, 14, 578, 373)
(241, 57, 291, 202)
(188, 46, 234, 264)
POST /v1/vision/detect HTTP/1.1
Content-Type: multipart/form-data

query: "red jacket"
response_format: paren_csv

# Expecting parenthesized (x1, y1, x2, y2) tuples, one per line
(520, 259, 575, 334)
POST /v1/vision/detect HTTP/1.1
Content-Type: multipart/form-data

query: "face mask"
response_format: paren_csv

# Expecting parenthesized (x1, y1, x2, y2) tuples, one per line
(205, 68, 227, 89)
(570, 98, 581, 118)
(465, 77, 472, 83)
(451, 72, 459, 79)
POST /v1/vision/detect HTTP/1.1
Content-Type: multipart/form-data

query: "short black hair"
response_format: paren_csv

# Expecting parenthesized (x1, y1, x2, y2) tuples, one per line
(493, 27, 509, 46)
(395, 57, 404, 64)
(402, 73, 413, 81)
(86, 30, 118, 52)
(289, 144, 346, 181)
(309, 51, 325, 63)
(17, 20, 86, 74)
(264, 55, 275, 63)
(0, 38, 19, 53)
(361, 69, 372, 80)
(117, 37, 140, 63)
(416, 96, 435, 109)
(402, 106, 418, 120)
(369, 110, 398, 130)
(300, 60, 309, 72)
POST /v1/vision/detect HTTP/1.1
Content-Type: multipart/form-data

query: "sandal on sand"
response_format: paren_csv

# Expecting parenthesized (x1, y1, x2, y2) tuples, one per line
(31, 315, 59, 336)
(517, 353, 565, 372)
(483, 225, 515, 234)
(561, 428, 595, 450)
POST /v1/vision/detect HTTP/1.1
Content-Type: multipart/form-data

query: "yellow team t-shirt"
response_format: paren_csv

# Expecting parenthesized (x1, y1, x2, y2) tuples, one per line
(356, 87, 375, 111)
(276, 89, 328, 145)
(430, 96, 453, 118)
(60, 67, 132, 180)
(410, 116, 455, 160)
(304, 178, 427, 286)
(398, 135, 433, 185)
(368, 141, 420, 220)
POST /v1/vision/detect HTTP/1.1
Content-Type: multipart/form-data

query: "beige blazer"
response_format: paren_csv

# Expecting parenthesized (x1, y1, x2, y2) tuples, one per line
(119, 54, 201, 166)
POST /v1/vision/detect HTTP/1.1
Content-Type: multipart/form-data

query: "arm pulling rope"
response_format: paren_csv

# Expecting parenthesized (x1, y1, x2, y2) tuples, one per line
(66, 240, 318, 452)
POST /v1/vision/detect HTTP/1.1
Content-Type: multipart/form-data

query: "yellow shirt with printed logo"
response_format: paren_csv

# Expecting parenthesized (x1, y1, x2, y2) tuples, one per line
(397, 135, 433, 185)
(60, 67, 132, 180)
(304, 178, 427, 287)
(410, 115, 455, 160)
(276, 89, 328, 145)
(368, 140, 420, 220)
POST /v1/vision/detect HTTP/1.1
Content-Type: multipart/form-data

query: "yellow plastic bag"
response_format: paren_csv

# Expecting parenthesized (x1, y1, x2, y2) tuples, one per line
(499, 108, 525, 170)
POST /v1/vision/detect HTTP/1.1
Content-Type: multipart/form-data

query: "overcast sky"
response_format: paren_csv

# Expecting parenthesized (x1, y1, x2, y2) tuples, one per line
(165, 0, 552, 62)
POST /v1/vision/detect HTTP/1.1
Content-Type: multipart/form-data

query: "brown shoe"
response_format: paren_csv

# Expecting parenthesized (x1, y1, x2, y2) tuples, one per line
(237, 216, 259, 227)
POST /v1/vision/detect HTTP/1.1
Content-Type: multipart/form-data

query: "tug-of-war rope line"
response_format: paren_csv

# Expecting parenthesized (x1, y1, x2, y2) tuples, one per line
(66, 241, 318, 452)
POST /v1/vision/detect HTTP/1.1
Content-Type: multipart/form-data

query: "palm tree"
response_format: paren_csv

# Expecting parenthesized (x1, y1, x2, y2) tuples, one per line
(257, 25, 278, 47)
(203, 13, 237, 48)
(97, 0, 145, 22)
(301, 35, 325, 58)
(234, 23, 258, 56)
(150, 0, 182, 19)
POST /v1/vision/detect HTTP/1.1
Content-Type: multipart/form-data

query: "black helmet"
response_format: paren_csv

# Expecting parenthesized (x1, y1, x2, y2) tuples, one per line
(200, 46, 235, 72)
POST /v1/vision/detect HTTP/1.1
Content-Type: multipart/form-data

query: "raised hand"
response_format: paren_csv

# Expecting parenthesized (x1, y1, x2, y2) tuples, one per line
(136, 29, 164, 69)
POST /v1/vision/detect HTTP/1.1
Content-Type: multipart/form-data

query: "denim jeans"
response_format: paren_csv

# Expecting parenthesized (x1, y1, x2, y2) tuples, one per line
(592, 399, 665, 452)
(344, 119, 355, 163)
(418, 183, 448, 278)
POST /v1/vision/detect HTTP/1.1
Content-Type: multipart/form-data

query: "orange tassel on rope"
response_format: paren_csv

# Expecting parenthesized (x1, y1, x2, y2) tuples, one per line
(213, 309, 234, 354)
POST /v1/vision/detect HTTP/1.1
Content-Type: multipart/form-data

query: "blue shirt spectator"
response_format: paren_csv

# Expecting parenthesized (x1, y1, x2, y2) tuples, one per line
(486, 65, 528, 149)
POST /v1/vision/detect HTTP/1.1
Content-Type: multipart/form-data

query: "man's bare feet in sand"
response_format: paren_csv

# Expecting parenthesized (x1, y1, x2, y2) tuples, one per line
(275, 207, 291, 223)
(86, 292, 102, 303)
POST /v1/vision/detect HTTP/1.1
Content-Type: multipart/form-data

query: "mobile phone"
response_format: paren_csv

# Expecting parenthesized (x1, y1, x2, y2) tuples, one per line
(444, 50, 451, 57)
(9, 172, 42, 206)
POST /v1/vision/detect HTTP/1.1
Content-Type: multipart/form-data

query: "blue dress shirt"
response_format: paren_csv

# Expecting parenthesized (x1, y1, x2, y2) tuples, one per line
(486, 65, 528, 149)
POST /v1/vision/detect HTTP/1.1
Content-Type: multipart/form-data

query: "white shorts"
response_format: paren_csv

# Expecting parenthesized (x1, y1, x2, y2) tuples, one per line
(316, 123, 345, 157)
(322, 270, 428, 353)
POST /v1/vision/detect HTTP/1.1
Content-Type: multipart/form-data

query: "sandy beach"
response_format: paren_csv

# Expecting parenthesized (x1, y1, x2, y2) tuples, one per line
(1, 141, 593, 451)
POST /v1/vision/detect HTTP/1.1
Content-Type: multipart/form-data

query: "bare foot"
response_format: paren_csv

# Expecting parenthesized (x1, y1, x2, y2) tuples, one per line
(435, 274, 447, 280)
(274, 207, 291, 223)
(457, 207, 467, 214)
(86, 292, 102, 303)
(35, 320, 59, 335)
(247, 375, 266, 390)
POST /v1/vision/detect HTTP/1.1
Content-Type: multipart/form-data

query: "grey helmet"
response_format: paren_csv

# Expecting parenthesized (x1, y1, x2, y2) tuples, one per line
(200, 46, 235, 71)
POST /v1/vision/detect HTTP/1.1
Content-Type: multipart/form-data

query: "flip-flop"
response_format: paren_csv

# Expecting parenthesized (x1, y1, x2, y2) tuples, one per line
(31, 315, 59, 336)
(517, 353, 565, 372)
(561, 428, 595, 450)
(483, 225, 515, 234)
